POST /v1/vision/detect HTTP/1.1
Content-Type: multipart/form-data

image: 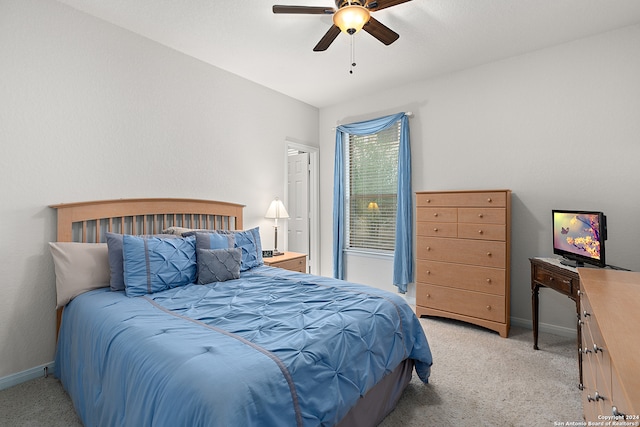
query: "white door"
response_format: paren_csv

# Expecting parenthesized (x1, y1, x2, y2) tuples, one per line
(287, 152, 309, 257)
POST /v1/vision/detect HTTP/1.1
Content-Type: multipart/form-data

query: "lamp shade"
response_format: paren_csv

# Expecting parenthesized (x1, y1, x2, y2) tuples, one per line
(265, 198, 290, 219)
(333, 5, 370, 35)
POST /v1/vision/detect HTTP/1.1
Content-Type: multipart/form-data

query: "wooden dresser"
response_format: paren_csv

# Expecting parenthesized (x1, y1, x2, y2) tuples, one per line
(415, 189, 511, 337)
(578, 268, 640, 422)
(263, 251, 307, 273)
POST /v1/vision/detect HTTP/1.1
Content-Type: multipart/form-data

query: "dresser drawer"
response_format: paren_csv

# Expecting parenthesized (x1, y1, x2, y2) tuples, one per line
(264, 254, 307, 272)
(416, 260, 505, 295)
(581, 377, 599, 422)
(417, 237, 506, 268)
(416, 284, 505, 322)
(581, 294, 612, 410)
(457, 223, 506, 241)
(273, 258, 306, 272)
(416, 191, 507, 207)
(416, 207, 457, 222)
(611, 365, 635, 419)
(458, 208, 506, 224)
(589, 315, 612, 402)
(417, 222, 457, 237)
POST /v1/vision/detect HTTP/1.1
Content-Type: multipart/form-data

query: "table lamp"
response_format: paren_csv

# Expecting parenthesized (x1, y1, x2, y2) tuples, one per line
(265, 197, 289, 256)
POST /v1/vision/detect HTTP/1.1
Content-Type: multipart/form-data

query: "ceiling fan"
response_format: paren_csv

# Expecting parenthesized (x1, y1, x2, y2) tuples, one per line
(273, 0, 412, 51)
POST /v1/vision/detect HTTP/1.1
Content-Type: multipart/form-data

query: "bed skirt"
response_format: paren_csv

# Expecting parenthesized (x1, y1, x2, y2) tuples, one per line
(337, 358, 414, 426)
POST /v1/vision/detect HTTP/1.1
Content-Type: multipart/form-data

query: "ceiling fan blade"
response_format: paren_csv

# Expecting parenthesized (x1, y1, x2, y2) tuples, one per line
(313, 25, 342, 51)
(366, 0, 412, 12)
(273, 5, 335, 14)
(363, 16, 399, 45)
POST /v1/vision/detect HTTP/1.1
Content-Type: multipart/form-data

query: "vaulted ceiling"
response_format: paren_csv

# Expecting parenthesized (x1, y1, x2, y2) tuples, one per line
(56, 0, 640, 108)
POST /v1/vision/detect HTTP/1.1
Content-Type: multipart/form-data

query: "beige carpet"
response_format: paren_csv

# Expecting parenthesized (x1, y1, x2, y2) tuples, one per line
(381, 318, 583, 426)
(0, 317, 583, 427)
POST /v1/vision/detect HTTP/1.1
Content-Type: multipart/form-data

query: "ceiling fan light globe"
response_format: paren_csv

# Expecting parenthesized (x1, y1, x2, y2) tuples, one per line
(333, 5, 370, 35)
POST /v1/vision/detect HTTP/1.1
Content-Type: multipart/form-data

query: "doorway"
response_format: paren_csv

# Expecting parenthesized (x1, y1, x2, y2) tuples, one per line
(284, 140, 319, 275)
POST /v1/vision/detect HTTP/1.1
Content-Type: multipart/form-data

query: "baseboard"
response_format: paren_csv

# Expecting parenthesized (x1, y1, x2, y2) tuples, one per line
(0, 361, 55, 391)
(510, 316, 577, 339)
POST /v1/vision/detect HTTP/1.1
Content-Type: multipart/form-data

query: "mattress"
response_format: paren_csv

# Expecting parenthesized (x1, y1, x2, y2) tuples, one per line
(55, 266, 432, 427)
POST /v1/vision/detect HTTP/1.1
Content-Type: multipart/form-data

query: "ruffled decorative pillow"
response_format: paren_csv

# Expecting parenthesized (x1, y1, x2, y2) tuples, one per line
(122, 235, 196, 297)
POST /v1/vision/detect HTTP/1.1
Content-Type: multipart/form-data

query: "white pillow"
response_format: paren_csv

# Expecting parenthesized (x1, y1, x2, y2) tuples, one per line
(49, 242, 110, 309)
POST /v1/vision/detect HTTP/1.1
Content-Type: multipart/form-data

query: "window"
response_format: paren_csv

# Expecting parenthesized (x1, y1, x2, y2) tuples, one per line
(345, 122, 400, 252)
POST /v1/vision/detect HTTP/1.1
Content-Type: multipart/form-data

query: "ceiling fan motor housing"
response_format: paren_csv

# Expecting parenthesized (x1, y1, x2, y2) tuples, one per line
(335, 0, 367, 7)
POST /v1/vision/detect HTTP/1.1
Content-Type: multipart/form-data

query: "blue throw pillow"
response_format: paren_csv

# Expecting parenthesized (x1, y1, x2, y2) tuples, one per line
(194, 231, 234, 251)
(106, 232, 177, 292)
(123, 235, 196, 297)
(214, 227, 263, 271)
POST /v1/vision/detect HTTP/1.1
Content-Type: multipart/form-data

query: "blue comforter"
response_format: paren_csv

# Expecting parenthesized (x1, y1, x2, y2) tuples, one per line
(56, 266, 432, 427)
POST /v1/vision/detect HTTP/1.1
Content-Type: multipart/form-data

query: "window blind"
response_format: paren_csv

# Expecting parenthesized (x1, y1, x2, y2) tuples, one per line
(346, 123, 400, 252)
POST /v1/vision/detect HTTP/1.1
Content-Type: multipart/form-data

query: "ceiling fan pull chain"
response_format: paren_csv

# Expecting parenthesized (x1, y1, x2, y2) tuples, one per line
(350, 34, 356, 74)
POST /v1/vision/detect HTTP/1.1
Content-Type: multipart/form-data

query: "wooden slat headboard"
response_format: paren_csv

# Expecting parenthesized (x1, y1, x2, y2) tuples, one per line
(50, 198, 245, 335)
(50, 198, 244, 243)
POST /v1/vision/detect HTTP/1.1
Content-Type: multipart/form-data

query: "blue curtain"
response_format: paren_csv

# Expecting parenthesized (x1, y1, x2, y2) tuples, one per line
(332, 112, 413, 293)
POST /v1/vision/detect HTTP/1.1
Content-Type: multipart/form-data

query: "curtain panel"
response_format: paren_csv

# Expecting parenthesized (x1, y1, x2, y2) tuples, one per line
(332, 112, 413, 293)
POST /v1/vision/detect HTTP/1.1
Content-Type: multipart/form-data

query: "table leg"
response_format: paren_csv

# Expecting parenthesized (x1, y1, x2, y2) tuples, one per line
(532, 284, 540, 350)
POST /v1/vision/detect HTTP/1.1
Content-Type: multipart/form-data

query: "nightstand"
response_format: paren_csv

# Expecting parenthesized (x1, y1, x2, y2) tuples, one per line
(263, 252, 307, 273)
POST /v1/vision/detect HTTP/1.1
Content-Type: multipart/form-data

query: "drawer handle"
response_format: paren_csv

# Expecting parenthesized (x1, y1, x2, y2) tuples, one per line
(426, 199, 431, 203)
(425, 293, 431, 298)
(486, 252, 492, 257)
(433, 228, 438, 232)
(426, 270, 431, 275)
(478, 229, 483, 234)
(593, 344, 603, 353)
(486, 278, 491, 283)
(486, 305, 491, 311)
(487, 198, 492, 203)
(433, 213, 438, 217)
(426, 246, 431, 251)
(478, 213, 484, 218)
(612, 407, 626, 417)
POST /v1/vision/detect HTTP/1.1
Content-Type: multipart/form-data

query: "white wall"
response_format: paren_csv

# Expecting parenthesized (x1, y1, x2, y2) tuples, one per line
(0, 0, 318, 379)
(319, 24, 640, 334)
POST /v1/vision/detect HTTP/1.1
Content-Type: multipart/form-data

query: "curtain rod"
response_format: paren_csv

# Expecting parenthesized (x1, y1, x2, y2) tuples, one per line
(332, 111, 413, 131)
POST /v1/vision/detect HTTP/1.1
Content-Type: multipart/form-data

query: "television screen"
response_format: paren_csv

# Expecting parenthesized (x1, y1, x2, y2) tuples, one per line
(552, 210, 606, 268)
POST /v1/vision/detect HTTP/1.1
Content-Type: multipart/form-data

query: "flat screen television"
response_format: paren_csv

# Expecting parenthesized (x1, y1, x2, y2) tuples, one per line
(552, 210, 607, 268)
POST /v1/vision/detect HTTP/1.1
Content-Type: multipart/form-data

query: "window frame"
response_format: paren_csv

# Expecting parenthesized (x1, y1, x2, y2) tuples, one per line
(343, 122, 401, 254)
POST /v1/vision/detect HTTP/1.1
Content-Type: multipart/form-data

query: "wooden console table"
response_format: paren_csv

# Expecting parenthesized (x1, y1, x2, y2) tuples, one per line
(530, 257, 582, 387)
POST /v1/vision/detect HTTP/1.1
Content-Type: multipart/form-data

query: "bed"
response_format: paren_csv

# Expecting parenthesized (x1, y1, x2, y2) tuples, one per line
(49, 198, 432, 427)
